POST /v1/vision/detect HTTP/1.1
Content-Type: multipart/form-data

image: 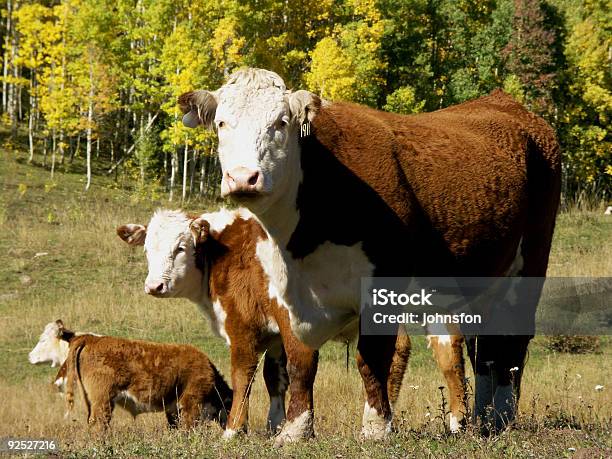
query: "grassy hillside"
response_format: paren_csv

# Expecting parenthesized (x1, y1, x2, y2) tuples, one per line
(1, 148, 610, 458)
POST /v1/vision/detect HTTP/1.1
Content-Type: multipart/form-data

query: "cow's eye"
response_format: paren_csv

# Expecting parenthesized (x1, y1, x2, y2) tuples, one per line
(277, 118, 288, 128)
(217, 121, 225, 129)
(176, 246, 185, 253)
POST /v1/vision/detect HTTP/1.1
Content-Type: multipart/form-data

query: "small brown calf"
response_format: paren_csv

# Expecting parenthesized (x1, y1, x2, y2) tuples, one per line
(57, 324, 232, 430)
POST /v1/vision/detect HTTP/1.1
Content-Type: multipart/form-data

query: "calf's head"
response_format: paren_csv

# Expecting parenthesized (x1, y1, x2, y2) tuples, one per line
(179, 68, 320, 214)
(117, 210, 210, 300)
(29, 319, 72, 367)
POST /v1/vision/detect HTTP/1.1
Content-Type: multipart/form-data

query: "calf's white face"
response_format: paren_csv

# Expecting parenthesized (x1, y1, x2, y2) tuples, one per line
(180, 69, 320, 215)
(117, 211, 203, 301)
(29, 321, 69, 367)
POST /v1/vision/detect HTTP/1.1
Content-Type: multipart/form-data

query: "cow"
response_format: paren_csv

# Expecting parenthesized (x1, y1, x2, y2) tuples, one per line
(178, 68, 561, 437)
(54, 322, 232, 430)
(118, 208, 411, 444)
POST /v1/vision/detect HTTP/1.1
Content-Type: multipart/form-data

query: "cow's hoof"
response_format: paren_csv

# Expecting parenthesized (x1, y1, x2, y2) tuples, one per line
(273, 411, 314, 447)
(360, 403, 392, 440)
(449, 413, 465, 433)
(222, 429, 239, 440)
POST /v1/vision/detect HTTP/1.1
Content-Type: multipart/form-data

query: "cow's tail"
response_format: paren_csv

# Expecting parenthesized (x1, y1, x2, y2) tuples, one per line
(65, 339, 90, 421)
(387, 326, 411, 407)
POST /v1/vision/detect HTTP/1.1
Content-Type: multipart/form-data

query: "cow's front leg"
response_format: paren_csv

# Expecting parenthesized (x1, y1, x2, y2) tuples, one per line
(263, 341, 288, 434)
(224, 344, 258, 439)
(274, 333, 318, 447)
(357, 333, 396, 440)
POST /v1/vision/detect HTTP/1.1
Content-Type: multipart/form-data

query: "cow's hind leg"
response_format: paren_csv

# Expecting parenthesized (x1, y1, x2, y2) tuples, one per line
(357, 333, 396, 440)
(387, 326, 411, 408)
(468, 334, 531, 433)
(429, 332, 467, 432)
(263, 342, 288, 435)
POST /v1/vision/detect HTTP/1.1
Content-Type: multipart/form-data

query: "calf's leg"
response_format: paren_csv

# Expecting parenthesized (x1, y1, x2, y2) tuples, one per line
(274, 331, 318, 446)
(263, 342, 288, 434)
(224, 344, 259, 439)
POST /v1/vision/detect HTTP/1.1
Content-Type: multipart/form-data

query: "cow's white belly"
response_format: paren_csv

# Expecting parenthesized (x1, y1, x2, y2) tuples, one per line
(257, 239, 373, 349)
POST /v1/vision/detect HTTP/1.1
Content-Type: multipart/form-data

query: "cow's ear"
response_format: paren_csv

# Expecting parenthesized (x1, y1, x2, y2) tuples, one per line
(189, 217, 211, 245)
(56, 320, 75, 342)
(116, 224, 147, 246)
(288, 90, 321, 125)
(178, 90, 217, 129)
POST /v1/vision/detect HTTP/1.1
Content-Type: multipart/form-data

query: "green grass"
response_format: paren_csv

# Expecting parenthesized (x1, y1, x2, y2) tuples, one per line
(1, 147, 611, 458)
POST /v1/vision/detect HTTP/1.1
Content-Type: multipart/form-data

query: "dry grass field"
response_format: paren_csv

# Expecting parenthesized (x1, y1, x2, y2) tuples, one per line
(1, 148, 610, 458)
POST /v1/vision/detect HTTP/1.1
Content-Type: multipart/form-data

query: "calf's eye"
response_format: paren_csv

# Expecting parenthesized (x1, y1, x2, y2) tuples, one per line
(176, 246, 185, 253)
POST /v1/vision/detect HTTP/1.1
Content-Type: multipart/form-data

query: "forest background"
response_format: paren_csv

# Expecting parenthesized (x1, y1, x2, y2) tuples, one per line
(1, 0, 610, 204)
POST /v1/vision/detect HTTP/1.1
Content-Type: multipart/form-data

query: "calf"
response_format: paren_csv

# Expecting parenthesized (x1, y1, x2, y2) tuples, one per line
(118, 209, 410, 443)
(56, 322, 232, 429)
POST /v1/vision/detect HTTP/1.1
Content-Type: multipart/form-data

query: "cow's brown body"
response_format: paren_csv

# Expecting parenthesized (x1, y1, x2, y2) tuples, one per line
(179, 71, 561, 437)
(290, 90, 560, 431)
(62, 334, 232, 429)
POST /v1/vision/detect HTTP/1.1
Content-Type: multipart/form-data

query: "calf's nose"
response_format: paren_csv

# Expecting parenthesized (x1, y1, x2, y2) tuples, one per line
(224, 167, 263, 195)
(145, 280, 166, 295)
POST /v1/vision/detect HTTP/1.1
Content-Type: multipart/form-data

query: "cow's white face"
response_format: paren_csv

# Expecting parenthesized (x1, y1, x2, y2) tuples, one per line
(29, 321, 68, 367)
(215, 85, 298, 214)
(118, 211, 203, 301)
(179, 69, 320, 216)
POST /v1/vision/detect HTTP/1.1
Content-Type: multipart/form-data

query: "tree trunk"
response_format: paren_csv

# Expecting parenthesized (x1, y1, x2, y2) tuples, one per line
(42, 136, 47, 167)
(2, 0, 11, 113)
(182, 141, 188, 202)
(85, 59, 94, 191)
(58, 130, 65, 165)
(51, 130, 56, 179)
(27, 87, 34, 162)
(199, 151, 206, 196)
(189, 148, 197, 196)
(169, 149, 177, 201)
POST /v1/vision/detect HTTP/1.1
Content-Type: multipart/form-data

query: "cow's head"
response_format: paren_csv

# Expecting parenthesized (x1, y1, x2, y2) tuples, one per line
(117, 211, 209, 301)
(179, 68, 321, 214)
(29, 320, 70, 367)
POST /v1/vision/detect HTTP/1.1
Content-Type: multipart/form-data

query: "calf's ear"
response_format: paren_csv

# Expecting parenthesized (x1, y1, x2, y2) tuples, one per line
(178, 90, 218, 129)
(116, 224, 147, 246)
(189, 217, 211, 245)
(55, 319, 75, 342)
(288, 90, 321, 125)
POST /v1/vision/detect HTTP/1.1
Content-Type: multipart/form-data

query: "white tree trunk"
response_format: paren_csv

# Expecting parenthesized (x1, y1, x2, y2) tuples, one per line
(85, 60, 94, 191)
(169, 149, 177, 201)
(51, 130, 56, 178)
(182, 141, 188, 202)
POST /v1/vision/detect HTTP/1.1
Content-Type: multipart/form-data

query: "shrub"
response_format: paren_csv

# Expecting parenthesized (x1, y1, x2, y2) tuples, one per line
(545, 335, 600, 354)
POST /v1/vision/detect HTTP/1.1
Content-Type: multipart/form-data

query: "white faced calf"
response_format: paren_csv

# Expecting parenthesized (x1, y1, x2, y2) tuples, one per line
(118, 209, 410, 444)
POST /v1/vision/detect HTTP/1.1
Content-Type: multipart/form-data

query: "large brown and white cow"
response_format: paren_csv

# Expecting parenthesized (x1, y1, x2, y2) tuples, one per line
(118, 208, 411, 443)
(178, 68, 561, 437)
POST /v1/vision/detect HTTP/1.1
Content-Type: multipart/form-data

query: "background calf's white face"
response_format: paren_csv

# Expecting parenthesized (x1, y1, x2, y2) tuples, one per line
(29, 322, 68, 367)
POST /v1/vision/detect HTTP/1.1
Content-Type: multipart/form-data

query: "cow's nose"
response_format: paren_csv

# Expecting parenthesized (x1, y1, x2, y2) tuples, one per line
(223, 167, 263, 196)
(145, 280, 166, 295)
